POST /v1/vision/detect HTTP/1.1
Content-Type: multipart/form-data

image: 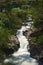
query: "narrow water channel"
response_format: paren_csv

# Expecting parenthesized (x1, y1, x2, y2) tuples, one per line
(4, 22, 38, 65)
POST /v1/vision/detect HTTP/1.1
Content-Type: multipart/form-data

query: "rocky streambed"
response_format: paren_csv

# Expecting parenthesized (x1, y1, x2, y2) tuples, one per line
(23, 25, 43, 65)
(0, 21, 43, 65)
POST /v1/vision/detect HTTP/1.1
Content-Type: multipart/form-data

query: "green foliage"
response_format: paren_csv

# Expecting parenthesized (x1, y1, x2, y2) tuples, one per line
(29, 0, 43, 44)
(31, 35, 43, 45)
(0, 0, 29, 56)
(0, 27, 11, 56)
(14, 0, 28, 5)
(5, 2, 12, 11)
(0, 27, 10, 46)
(32, 1, 43, 28)
(11, 8, 27, 22)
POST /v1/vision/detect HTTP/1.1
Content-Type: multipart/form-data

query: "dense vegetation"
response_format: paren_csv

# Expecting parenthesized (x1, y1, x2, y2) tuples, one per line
(29, 0, 43, 45)
(0, 0, 29, 56)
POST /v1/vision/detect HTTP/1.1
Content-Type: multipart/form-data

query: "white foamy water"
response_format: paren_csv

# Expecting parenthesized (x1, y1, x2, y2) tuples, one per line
(4, 22, 38, 65)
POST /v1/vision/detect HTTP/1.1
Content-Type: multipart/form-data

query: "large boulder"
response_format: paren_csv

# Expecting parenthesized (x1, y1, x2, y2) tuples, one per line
(30, 28, 43, 37)
(29, 40, 43, 60)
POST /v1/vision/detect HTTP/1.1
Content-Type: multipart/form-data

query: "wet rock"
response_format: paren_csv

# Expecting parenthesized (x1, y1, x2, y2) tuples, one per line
(1, 35, 20, 56)
(30, 28, 43, 37)
(23, 30, 28, 38)
(1, 46, 14, 55)
(23, 27, 43, 60)
(29, 41, 43, 60)
(9, 35, 20, 50)
(23, 27, 43, 61)
(23, 30, 31, 39)
(38, 57, 43, 65)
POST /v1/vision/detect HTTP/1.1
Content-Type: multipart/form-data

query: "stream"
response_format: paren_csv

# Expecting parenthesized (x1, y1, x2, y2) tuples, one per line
(4, 21, 38, 65)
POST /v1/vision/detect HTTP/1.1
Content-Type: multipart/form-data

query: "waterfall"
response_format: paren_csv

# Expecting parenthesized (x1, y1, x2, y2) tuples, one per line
(4, 22, 38, 65)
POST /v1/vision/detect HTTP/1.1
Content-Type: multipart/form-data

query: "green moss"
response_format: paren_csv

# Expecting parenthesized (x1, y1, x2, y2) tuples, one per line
(31, 35, 43, 45)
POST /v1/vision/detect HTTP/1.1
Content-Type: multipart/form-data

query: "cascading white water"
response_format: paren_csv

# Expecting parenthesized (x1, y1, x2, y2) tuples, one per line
(4, 22, 38, 65)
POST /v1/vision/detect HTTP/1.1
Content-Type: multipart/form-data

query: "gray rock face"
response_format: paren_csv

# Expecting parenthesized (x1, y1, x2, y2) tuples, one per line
(23, 28, 43, 62)
(10, 35, 20, 47)
(29, 42, 43, 65)
(8, 35, 20, 53)
(1, 35, 20, 55)
(29, 43, 43, 60)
